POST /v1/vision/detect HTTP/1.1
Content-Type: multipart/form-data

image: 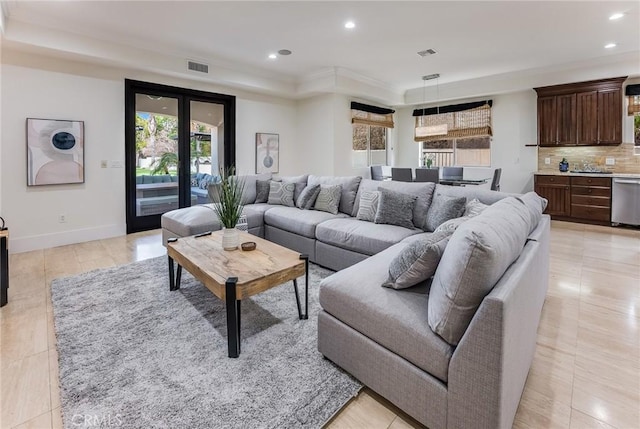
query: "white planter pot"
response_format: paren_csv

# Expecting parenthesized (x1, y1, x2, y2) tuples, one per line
(222, 227, 239, 250)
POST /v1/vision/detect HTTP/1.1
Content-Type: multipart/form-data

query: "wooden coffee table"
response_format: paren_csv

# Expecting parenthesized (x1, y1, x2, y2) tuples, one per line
(166, 230, 308, 358)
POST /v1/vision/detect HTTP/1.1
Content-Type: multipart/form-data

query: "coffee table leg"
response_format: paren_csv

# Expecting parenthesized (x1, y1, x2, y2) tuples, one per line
(168, 256, 175, 291)
(168, 256, 182, 291)
(300, 254, 309, 320)
(226, 277, 240, 358)
(293, 279, 302, 319)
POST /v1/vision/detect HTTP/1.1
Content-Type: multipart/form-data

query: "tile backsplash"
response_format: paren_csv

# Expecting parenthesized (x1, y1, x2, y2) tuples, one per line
(538, 143, 640, 173)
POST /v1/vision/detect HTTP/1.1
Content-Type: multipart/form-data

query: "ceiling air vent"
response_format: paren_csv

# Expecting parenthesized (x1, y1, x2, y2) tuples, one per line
(187, 60, 209, 74)
(417, 49, 437, 57)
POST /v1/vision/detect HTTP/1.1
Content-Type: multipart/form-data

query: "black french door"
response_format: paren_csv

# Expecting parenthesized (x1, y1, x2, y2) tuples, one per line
(124, 79, 235, 233)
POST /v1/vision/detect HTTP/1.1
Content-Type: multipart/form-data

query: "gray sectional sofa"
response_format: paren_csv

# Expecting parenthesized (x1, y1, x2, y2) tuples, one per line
(160, 173, 550, 429)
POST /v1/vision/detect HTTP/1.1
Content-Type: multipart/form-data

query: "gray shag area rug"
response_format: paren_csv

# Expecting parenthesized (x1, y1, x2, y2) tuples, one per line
(51, 256, 362, 429)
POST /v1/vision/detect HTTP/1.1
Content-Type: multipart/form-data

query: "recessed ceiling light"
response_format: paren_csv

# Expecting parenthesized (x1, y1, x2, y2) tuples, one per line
(345, 21, 355, 29)
(609, 13, 624, 20)
(268, 53, 277, 60)
(605, 43, 617, 49)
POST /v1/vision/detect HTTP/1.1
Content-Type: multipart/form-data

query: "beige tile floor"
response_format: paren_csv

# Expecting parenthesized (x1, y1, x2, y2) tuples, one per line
(1, 221, 638, 429)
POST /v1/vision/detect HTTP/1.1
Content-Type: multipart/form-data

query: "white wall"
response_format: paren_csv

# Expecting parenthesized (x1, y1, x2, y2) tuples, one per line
(395, 90, 539, 194)
(1, 53, 297, 253)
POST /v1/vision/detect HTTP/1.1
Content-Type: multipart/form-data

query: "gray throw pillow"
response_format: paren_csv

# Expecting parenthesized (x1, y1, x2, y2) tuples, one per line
(296, 184, 321, 209)
(516, 192, 548, 233)
(268, 181, 295, 207)
(374, 188, 417, 229)
(356, 190, 380, 222)
(464, 198, 489, 217)
(383, 231, 452, 290)
(433, 216, 471, 234)
(255, 180, 271, 203)
(425, 194, 467, 232)
(314, 184, 342, 215)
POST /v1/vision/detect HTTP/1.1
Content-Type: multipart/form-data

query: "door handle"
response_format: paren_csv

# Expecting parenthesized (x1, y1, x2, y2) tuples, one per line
(614, 179, 640, 185)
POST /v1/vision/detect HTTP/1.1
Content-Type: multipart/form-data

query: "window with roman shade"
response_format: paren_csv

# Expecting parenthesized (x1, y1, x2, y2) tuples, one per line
(626, 84, 640, 116)
(351, 102, 395, 168)
(413, 100, 492, 142)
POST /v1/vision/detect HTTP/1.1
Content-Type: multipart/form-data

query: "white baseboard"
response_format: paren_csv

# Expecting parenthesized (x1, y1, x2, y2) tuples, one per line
(9, 224, 126, 253)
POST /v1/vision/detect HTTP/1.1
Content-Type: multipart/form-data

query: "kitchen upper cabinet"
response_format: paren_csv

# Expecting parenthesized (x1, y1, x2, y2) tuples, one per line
(597, 88, 622, 144)
(576, 91, 597, 145)
(535, 77, 625, 146)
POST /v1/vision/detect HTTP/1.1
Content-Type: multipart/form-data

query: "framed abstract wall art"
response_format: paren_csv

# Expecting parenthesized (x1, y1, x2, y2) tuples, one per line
(26, 118, 85, 186)
(255, 132, 279, 174)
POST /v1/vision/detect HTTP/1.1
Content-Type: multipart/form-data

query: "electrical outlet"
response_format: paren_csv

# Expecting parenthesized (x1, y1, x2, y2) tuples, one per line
(605, 157, 615, 165)
(100, 160, 108, 168)
(58, 214, 67, 223)
(544, 158, 551, 165)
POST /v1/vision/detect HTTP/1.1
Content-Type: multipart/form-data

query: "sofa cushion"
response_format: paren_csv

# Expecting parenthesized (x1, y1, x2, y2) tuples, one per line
(517, 192, 547, 234)
(356, 190, 380, 222)
(264, 206, 347, 238)
(296, 184, 321, 209)
(313, 184, 342, 215)
(428, 197, 532, 345)
(268, 181, 295, 207)
(316, 218, 421, 256)
(434, 183, 513, 205)
(243, 203, 280, 215)
(353, 179, 436, 230)
(308, 175, 362, 215)
(375, 188, 417, 230)
(161, 204, 265, 238)
(425, 194, 466, 232)
(383, 231, 451, 290)
(319, 244, 454, 382)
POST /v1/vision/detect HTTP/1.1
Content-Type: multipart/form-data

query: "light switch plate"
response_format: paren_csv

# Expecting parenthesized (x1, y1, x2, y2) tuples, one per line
(544, 158, 551, 165)
(605, 157, 615, 165)
(100, 160, 108, 168)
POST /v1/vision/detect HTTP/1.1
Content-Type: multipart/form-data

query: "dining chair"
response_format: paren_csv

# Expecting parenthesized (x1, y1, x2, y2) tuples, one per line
(414, 168, 439, 183)
(391, 168, 413, 182)
(442, 167, 463, 180)
(491, 168, 502, 191)
(370, 165, 385, 181)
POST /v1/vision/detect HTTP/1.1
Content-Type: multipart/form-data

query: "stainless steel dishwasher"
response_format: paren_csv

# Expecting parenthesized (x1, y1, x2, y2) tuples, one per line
(612, 177, 640, 226)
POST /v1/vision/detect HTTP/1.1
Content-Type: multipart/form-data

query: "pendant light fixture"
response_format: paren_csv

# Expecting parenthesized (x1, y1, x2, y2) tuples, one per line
(415, 74, 448, 138)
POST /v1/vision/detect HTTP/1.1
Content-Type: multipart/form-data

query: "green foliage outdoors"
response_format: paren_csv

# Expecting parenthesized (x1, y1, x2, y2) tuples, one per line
(212, 166, 245, 228)
(634, 114, 640, 145)
(150, 152, 178, 175)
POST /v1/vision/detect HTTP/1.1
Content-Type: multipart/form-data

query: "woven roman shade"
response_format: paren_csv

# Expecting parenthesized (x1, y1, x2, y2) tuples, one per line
(413, 101, 492, 142)
(351, 102, 395, 128)
(625, 85, 640, 115)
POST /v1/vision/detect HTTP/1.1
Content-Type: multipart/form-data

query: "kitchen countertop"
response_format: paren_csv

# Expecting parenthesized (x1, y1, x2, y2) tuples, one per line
(535, 171, 640, 179)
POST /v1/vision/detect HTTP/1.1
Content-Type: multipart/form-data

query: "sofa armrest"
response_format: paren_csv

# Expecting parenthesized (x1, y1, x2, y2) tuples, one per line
(447, 216, 550, 429)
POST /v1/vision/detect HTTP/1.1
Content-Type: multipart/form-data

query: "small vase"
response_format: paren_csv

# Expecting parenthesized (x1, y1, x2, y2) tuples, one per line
(222, 227, 239, 250)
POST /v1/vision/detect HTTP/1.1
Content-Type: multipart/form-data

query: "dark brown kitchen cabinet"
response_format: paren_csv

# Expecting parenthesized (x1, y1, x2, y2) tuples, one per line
(537, 94, 576, 146)
(535, 174, 612, 225)
(534, 175, 570, 216)
(535, 77, 625, 146)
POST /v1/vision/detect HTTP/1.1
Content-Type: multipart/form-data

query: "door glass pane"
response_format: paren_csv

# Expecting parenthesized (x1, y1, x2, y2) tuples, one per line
(190, 100, 224, 205)
(134, 94, 180, 216)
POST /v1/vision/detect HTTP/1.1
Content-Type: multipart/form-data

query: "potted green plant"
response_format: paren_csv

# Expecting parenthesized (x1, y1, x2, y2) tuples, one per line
(211, 166, 245, 250)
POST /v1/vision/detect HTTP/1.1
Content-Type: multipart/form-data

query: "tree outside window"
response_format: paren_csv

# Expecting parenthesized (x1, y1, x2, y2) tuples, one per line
(352, 124, 387, 168)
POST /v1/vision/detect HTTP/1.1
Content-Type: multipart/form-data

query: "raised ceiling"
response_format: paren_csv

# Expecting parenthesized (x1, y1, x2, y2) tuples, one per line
(1, 1, 639, 105)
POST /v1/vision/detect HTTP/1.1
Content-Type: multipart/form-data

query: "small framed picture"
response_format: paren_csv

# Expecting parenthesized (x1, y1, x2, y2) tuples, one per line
(26, 118, 85, 186)
(255, 133, 279, 174)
